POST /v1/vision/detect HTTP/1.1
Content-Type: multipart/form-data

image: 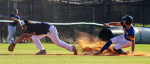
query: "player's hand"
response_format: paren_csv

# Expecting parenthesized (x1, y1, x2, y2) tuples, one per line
(24, 40, 27, 43)
(103, 23, 107, 27)
(19, 40, 27, 43)
(131, 52, 134, 55)
(21, 27, 23, 29)
(14, 18, 18, 20)
(8, 42, 15, 52)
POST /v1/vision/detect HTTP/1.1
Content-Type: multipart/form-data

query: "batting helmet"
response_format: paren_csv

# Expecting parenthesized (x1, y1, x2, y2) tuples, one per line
(122, 15, 133, 25)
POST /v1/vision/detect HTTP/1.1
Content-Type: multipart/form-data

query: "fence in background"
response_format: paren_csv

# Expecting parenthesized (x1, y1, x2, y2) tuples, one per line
(0, 20, 104, 43)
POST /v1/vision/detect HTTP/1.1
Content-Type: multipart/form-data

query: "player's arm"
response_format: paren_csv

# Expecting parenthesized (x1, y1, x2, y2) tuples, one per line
(17, 19, 22, 27)
(24, 34, 34, 41)
(10, 16, 15, 20)
(131, 40, 135, 54)
(103, 22, 122, 27)
(14, 33, 29, 45)
(10, 16, 20, 24)
(131, 34, 135, 54)
(9, 16, 19, 21)
(13, 18, 19, 21)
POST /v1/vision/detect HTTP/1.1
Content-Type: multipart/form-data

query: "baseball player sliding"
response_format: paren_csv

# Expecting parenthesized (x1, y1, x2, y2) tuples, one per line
(94, 15, 135, 55)
(8, 20, 77, 55)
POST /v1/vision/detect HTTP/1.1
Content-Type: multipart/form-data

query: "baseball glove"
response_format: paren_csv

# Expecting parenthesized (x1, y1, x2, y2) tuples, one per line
(14, 20, 19, 23)
(8, 43, 15, 52)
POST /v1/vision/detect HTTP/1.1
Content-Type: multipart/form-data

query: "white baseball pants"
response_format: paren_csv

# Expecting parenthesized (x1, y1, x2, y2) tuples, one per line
(111, 35, 132, 50)
(32, 25, 73, 51)
(7, 25, 16, 43)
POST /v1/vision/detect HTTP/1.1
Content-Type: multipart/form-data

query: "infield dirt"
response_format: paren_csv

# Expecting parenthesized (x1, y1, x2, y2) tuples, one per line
(75, 32, 150, 56)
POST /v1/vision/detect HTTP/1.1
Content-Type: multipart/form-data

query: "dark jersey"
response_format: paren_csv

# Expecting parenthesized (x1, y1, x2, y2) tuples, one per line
(118, 21, 135, 41)
(9, 14, 20, 26)
(24, 22, 51, 35)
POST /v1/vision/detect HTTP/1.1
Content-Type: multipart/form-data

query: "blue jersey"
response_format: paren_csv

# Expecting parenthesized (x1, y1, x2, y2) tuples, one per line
(24, 22, 51, 35)
(9, 14, 20, 26)
(118, 21, 135, 41)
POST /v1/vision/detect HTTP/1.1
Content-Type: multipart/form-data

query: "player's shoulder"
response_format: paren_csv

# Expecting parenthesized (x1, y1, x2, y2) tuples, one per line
(120, 21, 125, 26)
(129, 26, 135, 32)
(130, 25, 134, 29)
(10, 14, 14, 16)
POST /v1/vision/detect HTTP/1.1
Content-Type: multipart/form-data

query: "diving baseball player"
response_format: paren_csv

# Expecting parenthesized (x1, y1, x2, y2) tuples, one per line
(94, 15, 135, 55)
(8, 20, 77, 55)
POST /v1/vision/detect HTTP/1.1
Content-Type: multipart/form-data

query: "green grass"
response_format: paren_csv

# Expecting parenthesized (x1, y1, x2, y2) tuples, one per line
(0, 43, 150, 64)
(122, 44, 150, 53)
(132, 23, 150, 27)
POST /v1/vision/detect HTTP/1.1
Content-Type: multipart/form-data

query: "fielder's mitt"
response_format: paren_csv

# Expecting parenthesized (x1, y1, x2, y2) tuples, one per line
(14, 20, 19, 23)
(8, 43, 15, 52)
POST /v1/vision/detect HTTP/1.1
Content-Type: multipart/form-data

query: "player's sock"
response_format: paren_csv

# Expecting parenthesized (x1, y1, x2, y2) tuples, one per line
(100, 40, 112, 53)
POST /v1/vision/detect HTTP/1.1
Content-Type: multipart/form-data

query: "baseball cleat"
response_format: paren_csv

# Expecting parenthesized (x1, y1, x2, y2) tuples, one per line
(84, 51, 97, 55)
(126, 51, 130, 55)
(72, 44, 78, 55)
(120, 51, 130, 55)
(84, 52, 93, 55)
(94, 51, 102, 55)
(36, 50, 47, 55)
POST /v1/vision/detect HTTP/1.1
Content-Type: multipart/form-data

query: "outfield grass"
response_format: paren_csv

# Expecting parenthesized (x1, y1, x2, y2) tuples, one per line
(0, 43, 150, 64)
(133, 23, 150, 27)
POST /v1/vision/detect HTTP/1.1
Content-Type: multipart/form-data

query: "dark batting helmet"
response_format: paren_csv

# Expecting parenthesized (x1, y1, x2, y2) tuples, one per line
(122, 15, 133, 25)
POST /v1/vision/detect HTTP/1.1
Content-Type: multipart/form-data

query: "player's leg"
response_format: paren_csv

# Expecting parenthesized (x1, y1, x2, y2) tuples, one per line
(99, 40, 112, 53)
(47, 26, 73, 51)
(94, 35, 124, 55)
(6, 25, 12, 43)
(6, 26, 16, 43)
(11, 26, 16, 43)
(111, 35, 126, 53)
(32, 34, 47, 55)
(47, 26, 77, 54)
(94, 40, 112, 55)
(113, 39, 132, 54)
(32, 34, 46, 50)
(100, 35, 124, 52)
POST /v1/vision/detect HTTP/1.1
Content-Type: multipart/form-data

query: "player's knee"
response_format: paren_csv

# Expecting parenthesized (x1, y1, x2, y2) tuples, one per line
(108, 40, 112, 44)
(129, 42, 132, 46)
(110, 40, 113, 43)
(113, 47, 117, 51)
(126, 41, 132, 47)
(9, 34, 14, 37)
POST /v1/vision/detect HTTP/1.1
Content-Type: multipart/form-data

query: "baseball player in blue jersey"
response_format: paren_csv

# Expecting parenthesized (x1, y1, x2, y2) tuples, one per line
(94, 15, 135, 55)
(6, 9, 20, 43)
(8, 20, 77, 55)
